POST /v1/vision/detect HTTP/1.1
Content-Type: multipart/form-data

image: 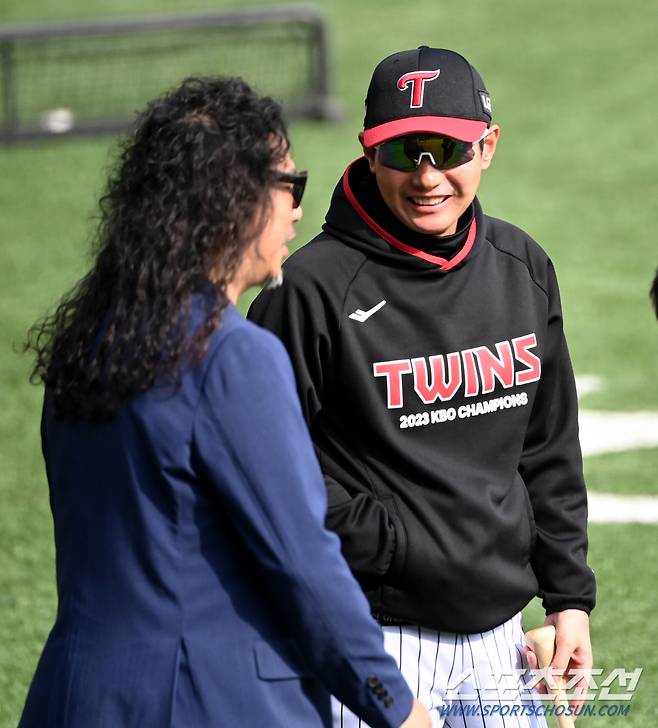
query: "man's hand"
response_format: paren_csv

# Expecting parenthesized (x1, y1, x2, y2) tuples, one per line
(546, 609, 592, 713)
(525, 609, 592, 718)
(399, 698, 432, 728)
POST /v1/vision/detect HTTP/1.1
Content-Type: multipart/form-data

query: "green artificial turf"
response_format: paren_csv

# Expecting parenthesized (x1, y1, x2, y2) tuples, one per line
(523, 524, 658, 725)
(585, 448, 658, 497)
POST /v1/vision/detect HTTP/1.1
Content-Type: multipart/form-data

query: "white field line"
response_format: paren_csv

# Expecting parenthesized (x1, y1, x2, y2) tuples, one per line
(575, 375, 658, 523)
(588, 492, 658, 523)
(579, 410, 658, 457)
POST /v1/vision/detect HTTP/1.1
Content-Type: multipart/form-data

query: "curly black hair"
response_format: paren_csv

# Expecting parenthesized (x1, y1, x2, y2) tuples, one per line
(26, 76, 290, 421)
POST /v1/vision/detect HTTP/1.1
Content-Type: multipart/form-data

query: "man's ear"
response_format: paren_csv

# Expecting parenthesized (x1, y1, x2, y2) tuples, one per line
(358, 131, 377, 172)
(480, 124, 501, 170)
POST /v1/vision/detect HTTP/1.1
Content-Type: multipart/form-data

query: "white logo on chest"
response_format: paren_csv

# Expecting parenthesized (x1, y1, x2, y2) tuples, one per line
(349, 300, 387, 323)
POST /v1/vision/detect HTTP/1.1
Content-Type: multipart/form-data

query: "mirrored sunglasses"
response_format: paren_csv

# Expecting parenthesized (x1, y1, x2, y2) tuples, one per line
(274, 170, 308, 208)
(376, 130, 489, 172)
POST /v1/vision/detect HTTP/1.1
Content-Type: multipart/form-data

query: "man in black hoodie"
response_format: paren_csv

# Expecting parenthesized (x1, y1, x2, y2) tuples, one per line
(249, 47, 595, 727)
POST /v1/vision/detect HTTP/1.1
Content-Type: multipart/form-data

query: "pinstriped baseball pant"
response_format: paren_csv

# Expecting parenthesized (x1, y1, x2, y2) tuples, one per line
(332, 613, 548, 728)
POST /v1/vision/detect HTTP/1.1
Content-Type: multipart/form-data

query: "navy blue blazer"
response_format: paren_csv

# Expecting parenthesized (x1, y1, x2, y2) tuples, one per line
(19, 302, 412, 728)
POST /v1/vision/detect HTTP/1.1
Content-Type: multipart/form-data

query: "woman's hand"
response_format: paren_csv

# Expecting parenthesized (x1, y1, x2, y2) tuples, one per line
(400, 698, 432, 728)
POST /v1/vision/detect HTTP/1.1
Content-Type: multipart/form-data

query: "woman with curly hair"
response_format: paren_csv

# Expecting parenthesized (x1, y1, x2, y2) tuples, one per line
(19, 77, 429, 728)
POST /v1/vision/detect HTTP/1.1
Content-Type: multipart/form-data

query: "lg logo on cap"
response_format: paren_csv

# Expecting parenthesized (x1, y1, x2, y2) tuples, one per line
(397, 69, 440, 108)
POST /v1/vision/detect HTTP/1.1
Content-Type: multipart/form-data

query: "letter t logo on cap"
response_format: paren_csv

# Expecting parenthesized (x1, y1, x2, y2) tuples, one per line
(397, 69, 441, 108)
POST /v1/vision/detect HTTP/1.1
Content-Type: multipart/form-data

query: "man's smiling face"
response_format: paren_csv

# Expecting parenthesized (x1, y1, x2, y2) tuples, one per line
(361, 126, 499, 237)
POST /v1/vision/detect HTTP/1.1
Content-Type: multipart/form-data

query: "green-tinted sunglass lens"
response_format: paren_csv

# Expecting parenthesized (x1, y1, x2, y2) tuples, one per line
(377, 140, 415, 171)
(378, 136, 475, 172)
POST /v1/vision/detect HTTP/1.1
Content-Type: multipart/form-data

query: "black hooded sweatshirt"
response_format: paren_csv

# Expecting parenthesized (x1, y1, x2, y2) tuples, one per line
(248, 157, 596, 633)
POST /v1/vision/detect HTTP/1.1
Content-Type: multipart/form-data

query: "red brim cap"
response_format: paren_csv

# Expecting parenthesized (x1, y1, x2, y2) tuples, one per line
(362, 116, 488, 147)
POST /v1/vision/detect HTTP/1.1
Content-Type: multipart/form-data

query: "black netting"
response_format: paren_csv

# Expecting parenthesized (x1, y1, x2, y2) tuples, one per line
(0, 12, 332, 141)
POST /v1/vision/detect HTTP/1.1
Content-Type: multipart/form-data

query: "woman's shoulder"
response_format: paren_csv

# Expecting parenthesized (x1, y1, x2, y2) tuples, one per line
(192, 309, 296, 416)
(204, 304, 291, 379)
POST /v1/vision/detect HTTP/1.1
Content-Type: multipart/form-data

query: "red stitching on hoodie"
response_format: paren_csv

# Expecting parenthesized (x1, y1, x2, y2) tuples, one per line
(341, 159, 476, 271)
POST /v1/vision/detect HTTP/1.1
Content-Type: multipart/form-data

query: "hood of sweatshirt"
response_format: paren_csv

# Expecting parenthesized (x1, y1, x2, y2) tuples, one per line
(322, 156, 486, 273)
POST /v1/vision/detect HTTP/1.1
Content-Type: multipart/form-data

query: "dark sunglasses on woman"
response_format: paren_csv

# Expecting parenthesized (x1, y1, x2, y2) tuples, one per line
(274, 170, 308, 208)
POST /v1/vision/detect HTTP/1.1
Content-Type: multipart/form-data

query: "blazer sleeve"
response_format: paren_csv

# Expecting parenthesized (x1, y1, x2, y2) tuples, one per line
(192, 324, 413, 728)
(520, 261, 596, 615)
(248, 277, 401, 581)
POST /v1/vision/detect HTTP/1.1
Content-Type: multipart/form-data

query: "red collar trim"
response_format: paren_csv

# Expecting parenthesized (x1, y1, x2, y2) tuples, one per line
(341, 159, 477, 271)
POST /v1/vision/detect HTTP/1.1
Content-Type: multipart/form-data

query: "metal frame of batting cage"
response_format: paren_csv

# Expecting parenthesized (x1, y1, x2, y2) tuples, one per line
(0, 5, 343, 144)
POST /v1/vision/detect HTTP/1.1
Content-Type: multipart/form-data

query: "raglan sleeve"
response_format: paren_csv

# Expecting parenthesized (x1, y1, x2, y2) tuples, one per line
(519, 260, 596, 615)
(248, 275, 328, 424)
(192, 325, 413, 728)
(248, 270, 402, 580)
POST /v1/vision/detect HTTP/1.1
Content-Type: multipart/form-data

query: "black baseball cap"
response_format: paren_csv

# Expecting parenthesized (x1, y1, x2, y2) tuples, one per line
(363, 47, 492, 147)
